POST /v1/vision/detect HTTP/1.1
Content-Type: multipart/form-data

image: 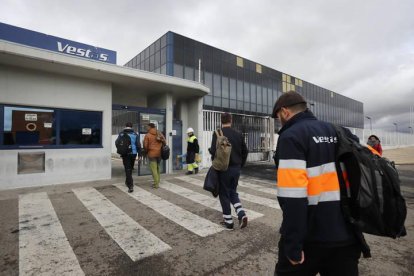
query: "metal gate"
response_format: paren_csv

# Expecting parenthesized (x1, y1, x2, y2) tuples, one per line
(202, 110, 273, 166)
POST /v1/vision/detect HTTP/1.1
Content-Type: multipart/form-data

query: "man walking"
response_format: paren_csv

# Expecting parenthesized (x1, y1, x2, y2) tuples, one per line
(210, 113, 248, 230)
(272, 91, 361, 275)
(185, 127, 200, 175)
(115, 122, 141, 193)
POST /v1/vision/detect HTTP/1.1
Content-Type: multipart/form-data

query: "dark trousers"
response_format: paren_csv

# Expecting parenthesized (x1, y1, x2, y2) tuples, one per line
(218, 166, 246, 221)
(122, 154, 137, 188)
(275, 237, 360, 276)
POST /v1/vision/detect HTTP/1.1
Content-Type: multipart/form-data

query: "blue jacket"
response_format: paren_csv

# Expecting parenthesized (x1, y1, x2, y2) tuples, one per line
(119, 128, 141, 155)
(275, 110, 355, 262)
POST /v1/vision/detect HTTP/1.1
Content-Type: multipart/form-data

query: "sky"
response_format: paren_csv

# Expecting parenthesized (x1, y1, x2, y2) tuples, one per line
(1, 0, 413, 132)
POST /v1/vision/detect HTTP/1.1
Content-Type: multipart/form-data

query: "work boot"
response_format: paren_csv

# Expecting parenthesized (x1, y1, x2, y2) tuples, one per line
(194, 168, 199, 174)
(185, 171, 193, 175)
(239, 216, 248, 229)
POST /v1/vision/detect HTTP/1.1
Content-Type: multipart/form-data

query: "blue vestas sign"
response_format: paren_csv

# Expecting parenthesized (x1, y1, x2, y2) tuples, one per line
(0, 22, 117, 64)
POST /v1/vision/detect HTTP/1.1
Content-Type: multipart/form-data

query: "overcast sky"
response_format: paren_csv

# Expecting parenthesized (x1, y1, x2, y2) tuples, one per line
(1, 0, 413, 132)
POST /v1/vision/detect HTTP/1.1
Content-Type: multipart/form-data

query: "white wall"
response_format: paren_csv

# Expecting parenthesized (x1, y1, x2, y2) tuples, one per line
(0, 66, 112, 190)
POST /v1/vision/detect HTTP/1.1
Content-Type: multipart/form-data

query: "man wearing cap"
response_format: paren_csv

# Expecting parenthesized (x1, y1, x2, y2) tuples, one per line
(272, 91, 361, 275)
(185, 127, 199, 175)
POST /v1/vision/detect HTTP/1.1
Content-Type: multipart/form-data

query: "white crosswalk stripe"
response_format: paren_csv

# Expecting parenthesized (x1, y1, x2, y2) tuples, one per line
(73, 187, 171, 261)
(19, 192, 84, 276)
(176, 176, 280, 209)
(161, 181, 264, 220)
(238, 180, 277, 196)
(114, 184, 224, 237)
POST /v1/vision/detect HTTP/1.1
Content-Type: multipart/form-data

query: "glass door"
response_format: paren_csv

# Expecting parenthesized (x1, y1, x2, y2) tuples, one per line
(138, 112, 166, 176)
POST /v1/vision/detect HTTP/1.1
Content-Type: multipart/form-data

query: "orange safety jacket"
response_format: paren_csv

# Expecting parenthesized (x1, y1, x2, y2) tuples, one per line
(275, 110, 355, 262)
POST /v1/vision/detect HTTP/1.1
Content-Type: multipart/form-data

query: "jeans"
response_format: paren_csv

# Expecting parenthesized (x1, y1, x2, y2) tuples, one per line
(218, 166, 246, 223)
(149, 157, 161, 187)
(275, 237, 360, 276)
(122, 154, 137, 189)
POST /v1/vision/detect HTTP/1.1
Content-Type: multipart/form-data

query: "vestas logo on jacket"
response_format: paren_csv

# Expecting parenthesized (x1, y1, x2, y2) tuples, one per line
(312, 136, 338, 144)
(57, 41, 108, 61)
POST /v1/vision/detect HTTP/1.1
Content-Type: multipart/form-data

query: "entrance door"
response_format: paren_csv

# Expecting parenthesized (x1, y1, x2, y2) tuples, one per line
(112, 105, 166, 177)
(138, 112, 166, 176)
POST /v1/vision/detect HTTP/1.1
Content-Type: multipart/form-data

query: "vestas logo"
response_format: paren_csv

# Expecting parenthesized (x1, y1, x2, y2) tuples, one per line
(57, 41, 108, 62)
(312, 136, 338, 144)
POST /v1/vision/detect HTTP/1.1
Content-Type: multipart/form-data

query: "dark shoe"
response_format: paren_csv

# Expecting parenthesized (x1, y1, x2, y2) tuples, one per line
(194, 168, 199, 174)
(185, 171, 193, 175)
(239, 216, 248, 229)
(128, 188, 134, 193)
(220, 221, 234, 231)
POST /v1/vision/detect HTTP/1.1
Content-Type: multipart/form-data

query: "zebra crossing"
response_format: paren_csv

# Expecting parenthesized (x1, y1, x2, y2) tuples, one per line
(14, 174, 280, 275)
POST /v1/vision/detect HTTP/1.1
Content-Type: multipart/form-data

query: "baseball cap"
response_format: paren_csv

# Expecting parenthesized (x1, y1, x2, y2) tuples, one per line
(272, 91, 307, 118)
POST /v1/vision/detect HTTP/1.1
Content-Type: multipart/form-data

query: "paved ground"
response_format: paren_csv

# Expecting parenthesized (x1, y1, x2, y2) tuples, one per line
(0, 147, 413, 276)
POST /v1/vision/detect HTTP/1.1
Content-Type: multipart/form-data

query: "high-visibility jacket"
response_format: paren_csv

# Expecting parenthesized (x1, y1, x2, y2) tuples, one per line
(275, 110, 355, 262)
(186, 135, 199, 164)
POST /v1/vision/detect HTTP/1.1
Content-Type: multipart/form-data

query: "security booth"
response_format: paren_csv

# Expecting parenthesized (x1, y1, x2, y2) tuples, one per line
(0, 23, 209, 190)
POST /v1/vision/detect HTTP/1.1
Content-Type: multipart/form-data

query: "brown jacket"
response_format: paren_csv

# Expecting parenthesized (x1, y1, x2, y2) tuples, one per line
(143, 128, 165, 158)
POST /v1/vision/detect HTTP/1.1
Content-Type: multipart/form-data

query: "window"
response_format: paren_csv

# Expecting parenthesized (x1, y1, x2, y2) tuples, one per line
(236, 56, 244, 68)
(60, 110, 102, 145)
(3, 106, 55, 146)
(1, 105, 102, 148)
(256, 64, 262, 74)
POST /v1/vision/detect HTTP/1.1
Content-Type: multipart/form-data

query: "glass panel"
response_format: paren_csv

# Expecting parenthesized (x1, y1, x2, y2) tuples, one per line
(184, 66, 194, 80)
(229, 78, 237, 100)
(244, 102, 250, 111)
(155, 51, 161, 69)
(222, 76, 229, 98)
(204, 72, 213, 89)
(3, 106, 56, 145)
(222, 98, 229, 108)
(237, 101, 244, 111)
(213, 97, 221, 107)
(60, 110, 102, 145)
(250, 84, 256, 103)
(237, 80, 243, 101)
(161, 34, 167, 48)
(161, 64, 167, 74)
(174, 64, 183, 78)
(204, 95, 213, 106)
(213, 74, 221, 97)
(244, 82, 250, 101)
(230, 100, 236, 109)
(149, 55, 155, 71)
(160, 47, 167, 65)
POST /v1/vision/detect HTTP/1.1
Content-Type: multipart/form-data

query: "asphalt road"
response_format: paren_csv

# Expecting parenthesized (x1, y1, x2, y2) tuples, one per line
(0, 162, 413, 276)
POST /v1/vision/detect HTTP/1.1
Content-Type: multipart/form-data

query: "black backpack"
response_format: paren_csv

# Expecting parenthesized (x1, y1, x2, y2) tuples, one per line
(161, 144, 170, 160)
(115, 132, 132, 156)
(333, 125, 407, 239)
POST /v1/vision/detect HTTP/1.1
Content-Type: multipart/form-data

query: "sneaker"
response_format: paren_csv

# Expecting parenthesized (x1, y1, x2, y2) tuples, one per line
(194, 168, 199, 174)
(220, 221, 234, 231)
(239, 216, 248, 229)
(128, 188, 134, 193)
(185, 171, 193, 175)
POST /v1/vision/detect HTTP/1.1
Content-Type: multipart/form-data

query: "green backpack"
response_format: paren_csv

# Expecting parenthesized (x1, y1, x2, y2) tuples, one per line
(212, 129, 232, 171)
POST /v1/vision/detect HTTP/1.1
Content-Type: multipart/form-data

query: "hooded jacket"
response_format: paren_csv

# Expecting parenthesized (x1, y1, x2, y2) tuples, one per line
(143, 127, 165, 158)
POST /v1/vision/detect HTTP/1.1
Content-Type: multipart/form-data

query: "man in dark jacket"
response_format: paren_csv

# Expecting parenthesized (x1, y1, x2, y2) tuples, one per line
(115, 122, 142, 193)
(272, 92, 360, 275)
(210, 113, 249, 230)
